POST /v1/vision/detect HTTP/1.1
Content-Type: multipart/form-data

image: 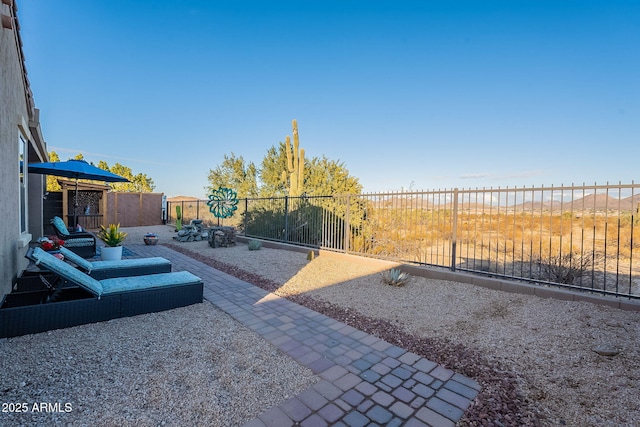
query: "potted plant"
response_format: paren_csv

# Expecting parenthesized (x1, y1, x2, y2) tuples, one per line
(97, 224, 127, 261)
(144, 233, 159, 245)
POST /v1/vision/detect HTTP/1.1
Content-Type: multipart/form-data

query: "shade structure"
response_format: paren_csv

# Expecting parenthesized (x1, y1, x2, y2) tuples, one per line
(28, 159, 129, 225)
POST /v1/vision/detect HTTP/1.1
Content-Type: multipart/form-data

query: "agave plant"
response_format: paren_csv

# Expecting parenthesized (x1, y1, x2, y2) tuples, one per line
(98, 224, 128, 247)
(380, 268, 410, 287)
(247, 239, 262, 251)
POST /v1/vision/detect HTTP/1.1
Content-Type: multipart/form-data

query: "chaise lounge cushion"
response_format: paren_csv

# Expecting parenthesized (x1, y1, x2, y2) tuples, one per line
(50, 216, 96, 258)
(59, 246, 171, 274)
(31, 247, 103, 296)
(29, 247, 200, 299)
(50, 216, 93, 239)
(99, 271, 201, 295)
(58, 246, 94, 270)
(51, 216, 70, 234)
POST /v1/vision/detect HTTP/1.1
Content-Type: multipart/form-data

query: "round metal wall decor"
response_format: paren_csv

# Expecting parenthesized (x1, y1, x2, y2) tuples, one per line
(207, 187, 238, 219)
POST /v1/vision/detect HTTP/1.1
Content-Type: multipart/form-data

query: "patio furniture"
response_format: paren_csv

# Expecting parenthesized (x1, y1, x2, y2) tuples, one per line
(58, 246, 172, 279)
(50, 216, 96, 258)
(0, 248, 203, 338)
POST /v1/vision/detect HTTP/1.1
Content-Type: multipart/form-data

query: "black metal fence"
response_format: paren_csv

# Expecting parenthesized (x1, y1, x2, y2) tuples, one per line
(168, 182, 640, 299)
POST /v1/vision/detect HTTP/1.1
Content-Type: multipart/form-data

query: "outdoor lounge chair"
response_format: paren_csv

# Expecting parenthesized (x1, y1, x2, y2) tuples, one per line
(0, 247, 203, 338)
(50, 216, 96, 258)
(58, 246, 172, 279)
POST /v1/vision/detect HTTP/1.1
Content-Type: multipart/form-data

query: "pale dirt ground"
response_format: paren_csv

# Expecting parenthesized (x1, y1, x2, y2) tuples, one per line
(126, 225, 640, 427)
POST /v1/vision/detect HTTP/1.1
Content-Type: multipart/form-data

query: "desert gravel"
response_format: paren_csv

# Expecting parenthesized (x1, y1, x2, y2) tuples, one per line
(2, 224, 639, 427)
(0, 301, 317, 427)
(140, 225, 639, 427)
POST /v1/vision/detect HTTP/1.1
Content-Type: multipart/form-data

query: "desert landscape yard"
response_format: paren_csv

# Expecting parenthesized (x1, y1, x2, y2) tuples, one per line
(156, 224, 640, 427)
(3, 225, 637, 426)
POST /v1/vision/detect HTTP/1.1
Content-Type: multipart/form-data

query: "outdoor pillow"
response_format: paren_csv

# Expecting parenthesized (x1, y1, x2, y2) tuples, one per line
(62, 238, 95, 248)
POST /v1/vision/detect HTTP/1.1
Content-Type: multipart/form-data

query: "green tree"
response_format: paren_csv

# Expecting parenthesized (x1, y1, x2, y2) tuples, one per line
(46, 153, 155, 193)
(259, 143, 289, 197)
(46, 151, 62, 191)
(207, 120, 361, 199)
(107, 162, 156, 192)
(306, 156, 362, 196)
(206, 153, 258, 199)
(97, 160, 110, 171)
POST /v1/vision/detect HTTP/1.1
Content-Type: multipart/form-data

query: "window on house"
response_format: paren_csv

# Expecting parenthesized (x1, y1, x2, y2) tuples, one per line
(19, 134, 27, 234)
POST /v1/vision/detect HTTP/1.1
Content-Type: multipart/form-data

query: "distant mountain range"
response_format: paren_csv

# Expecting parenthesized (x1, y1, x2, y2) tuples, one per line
(167, 195, 201, 202)
(513, 194, 640, 212)
(169, 193, 640, 213)
(372, 193, 640, 213)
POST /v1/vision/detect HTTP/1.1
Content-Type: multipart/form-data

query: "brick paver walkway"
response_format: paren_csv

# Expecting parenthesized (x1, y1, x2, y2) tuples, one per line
(131, 244, 480, 427)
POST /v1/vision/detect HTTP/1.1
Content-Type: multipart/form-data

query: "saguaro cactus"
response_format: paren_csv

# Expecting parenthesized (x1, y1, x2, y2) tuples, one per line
(282, 119, 305, 196)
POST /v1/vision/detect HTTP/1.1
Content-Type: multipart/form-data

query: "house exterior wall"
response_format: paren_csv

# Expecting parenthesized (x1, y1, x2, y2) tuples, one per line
(1, 2, 48, 298)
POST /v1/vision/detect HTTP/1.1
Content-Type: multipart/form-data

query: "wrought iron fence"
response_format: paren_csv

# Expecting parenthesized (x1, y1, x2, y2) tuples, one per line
(167, 199, 245, 229)
(169, 182, 640, 299)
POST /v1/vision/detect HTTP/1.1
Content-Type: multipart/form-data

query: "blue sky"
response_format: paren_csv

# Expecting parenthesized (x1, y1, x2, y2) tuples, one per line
(18, 1, 639, 198)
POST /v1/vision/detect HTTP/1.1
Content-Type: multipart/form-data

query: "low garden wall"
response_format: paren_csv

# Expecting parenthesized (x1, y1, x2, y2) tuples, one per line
(236, 236, 640, 312)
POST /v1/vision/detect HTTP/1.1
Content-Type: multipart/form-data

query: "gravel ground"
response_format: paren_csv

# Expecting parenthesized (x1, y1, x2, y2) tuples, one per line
(4, 225, 639, 426)
(0, 304, 317, 426)
(0, 227, 318, 427)
(132, 225, 640, 427)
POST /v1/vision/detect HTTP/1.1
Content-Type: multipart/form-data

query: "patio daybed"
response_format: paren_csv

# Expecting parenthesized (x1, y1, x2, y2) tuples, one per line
(0, 248, 203, 338)
(50, 216, 96, 258)
(58, 246, 172, 279)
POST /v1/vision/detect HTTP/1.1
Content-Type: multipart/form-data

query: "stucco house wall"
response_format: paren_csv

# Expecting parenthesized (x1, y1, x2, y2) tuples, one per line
(1, 1, 48, 298)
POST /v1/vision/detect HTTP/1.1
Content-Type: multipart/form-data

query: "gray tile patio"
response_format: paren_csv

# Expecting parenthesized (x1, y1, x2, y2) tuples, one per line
(132, 243, 480, 427)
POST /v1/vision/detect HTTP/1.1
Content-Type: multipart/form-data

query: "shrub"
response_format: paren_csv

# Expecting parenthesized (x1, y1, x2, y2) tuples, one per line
(248, 239, 262, 251)
(535, 252, 603, 285)
(381, 268, 410, 287)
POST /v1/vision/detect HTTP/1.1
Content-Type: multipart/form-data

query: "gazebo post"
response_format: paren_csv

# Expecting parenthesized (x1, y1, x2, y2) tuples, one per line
(101, 189, 107, 227)
(60, 180, 69, 227)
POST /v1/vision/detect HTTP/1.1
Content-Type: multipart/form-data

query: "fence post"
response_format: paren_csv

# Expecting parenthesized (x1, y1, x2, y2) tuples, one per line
(451, 188, 459, 271)
(114, 192, 119, 225)
(284, 196, 289, 242)
(344, 195, 351, 253)
(244, 198, 248, 235)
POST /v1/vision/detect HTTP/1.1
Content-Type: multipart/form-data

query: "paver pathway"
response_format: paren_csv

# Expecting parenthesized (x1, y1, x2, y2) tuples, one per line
(132, 244, 480, 427)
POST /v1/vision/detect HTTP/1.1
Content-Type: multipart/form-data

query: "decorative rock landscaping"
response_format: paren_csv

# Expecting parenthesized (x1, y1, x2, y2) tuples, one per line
(173, 227, 206, 242)
(208, 226, 236, 248)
